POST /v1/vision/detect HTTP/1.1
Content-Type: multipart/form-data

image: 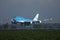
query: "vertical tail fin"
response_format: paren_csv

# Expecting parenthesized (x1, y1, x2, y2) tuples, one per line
(33, 14, 39, 21)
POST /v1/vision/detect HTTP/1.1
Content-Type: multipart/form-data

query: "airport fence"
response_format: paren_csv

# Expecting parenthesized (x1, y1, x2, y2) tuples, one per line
(0, 23, 60, 29)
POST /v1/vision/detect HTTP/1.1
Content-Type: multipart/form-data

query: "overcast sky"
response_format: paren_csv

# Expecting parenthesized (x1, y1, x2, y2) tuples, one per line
(0, 0, 60, 24)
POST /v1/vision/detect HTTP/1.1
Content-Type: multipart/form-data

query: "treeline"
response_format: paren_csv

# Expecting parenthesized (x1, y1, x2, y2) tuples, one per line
(0, 23, 60, 29)
(33, 23, 60, 28)
(0, 23, 16, 29)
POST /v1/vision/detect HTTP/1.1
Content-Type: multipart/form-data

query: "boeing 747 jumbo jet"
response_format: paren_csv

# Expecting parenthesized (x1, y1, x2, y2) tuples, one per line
(11, 14, 42, 24)
(11, 13, 52, 25)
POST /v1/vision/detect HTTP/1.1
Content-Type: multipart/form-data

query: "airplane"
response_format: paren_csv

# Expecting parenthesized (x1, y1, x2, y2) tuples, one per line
(11, 13, 52, 25)
(11, 14, 42, 25)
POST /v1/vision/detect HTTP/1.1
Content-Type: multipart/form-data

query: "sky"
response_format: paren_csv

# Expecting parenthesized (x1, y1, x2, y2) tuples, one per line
(0, 0, 60, 24)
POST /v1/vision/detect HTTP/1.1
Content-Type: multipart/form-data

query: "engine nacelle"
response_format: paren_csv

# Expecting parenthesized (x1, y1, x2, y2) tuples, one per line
(11, 21, 17, 24)
(32, 21, 40, 24)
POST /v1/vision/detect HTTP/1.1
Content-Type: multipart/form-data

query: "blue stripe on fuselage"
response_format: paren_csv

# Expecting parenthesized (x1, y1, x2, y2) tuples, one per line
(13, 16, 32, 22)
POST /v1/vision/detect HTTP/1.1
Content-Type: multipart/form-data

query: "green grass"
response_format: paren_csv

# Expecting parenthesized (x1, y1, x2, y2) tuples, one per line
(0, 29, 60, 40)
